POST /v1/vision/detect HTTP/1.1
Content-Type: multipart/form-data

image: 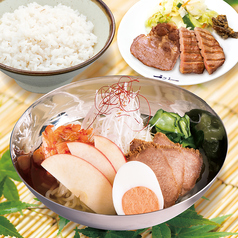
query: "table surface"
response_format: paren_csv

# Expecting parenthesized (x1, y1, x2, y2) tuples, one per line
(0, 0, 238, 237)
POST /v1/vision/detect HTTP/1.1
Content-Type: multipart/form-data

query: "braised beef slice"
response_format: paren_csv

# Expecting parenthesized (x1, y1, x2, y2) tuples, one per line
(159, 145, 185, 196)
(129, 138, 145, 151)
(153, 132, 203, 195)
(179, 147, 203, 195)
(128, 132, 203, 207)
(140, 134, 185, 195)
(153, 132, 176, 146)
(126, 143, 180, 208)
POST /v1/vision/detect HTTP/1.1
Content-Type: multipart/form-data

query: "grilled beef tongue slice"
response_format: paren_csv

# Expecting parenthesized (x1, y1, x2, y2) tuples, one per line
(194, 27, 225, 74)
(179, 27, 205, 74)
(130, 23, 180, 71)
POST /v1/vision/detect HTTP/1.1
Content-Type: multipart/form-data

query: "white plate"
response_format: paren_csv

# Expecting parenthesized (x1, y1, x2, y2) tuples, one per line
(117, 0, 238, 85)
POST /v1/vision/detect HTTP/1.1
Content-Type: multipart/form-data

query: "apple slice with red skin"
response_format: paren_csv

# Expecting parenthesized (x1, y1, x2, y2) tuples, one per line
(67, 142, 116, 184)
(94, 135, 127, 172)
(41, 154, 116, 215)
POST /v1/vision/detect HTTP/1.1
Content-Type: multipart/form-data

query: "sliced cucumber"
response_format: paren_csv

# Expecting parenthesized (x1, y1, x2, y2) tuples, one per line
(183, 13, 202, 29)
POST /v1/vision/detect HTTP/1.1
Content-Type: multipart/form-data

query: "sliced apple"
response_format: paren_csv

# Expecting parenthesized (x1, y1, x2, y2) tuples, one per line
(41, 154, 116, 215)
(94, 135, 127, 172)
(67, 142, 116, 184)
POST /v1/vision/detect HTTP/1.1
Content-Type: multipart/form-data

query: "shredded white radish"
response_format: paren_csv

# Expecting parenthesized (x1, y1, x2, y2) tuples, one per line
(81, 83, 152, 154)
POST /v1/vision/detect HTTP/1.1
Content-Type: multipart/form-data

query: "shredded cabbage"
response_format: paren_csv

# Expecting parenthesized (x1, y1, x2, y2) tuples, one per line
(145, 0, 218, 30)
(185, 0, 207, 16)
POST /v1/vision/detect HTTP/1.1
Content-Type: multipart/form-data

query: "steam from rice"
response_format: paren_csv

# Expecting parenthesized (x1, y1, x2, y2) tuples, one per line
(0, 2, 97, 71)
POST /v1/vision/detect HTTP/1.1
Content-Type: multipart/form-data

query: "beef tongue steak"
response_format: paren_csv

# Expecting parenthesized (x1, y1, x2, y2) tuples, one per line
(130, 23, 180, 71)
(194, 27, 225, 74)
(179, 27, 205, 74)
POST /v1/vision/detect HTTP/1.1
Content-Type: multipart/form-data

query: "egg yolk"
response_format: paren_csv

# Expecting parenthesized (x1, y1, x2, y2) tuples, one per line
(122, 186, 160, 215)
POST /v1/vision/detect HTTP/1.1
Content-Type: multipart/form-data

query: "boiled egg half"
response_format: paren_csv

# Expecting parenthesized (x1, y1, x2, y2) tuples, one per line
(112, 161, 164, 215)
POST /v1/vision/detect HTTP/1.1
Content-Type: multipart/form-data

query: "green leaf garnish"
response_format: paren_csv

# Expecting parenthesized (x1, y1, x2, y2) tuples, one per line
(0, 216, 23, 238)
(167, 206, 219, 228)
(0, 176, 7, 198)
(57, 216, 70, 235)
(0, 150, 21, 182)
(74, 227, 146, 238)
(152, 223, 171, 238)
(0, 150, 20, 201)
(0, 201, 38, 215)
(2, 176, 19, 201)
(72, 207, 238, 238)
(173, 215, 231, 236)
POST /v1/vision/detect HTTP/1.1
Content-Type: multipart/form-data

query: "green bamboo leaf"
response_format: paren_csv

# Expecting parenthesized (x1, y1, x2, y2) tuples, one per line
(3, 177, 19, 201)
(0, 201, 38, 215)
(0, 150, 21, 182)
(152, 223, 171, 238)
(57, 215, 70, 235)
(0, 216, 23, 238)
(0, 176, 7, 198)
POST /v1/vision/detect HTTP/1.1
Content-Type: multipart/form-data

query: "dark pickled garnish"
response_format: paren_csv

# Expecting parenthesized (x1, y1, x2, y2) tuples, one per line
(212, 15, 238, 39)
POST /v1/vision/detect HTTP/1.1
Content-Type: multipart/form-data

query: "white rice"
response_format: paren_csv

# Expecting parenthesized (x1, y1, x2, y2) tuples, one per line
(0, 2, 97, 71)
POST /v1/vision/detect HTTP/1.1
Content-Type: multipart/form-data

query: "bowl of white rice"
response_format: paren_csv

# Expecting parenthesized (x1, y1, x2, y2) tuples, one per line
(0, 0, 115, 93)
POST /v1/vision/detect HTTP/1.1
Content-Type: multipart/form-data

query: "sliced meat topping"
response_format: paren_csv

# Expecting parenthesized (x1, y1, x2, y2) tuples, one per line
(153, 132, 203, 196)
(130, 23, 180, 71)
(153, 132, 177, 147)
(126, 143, 180, 208)
(129, 138, 146, 151)
(179, 147, 203, 195)
(159, 145, 185, 196)
(128, 132, 203, 207)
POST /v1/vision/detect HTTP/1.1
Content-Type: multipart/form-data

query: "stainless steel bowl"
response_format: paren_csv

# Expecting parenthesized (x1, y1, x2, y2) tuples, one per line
(10, 75, 228, 230)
